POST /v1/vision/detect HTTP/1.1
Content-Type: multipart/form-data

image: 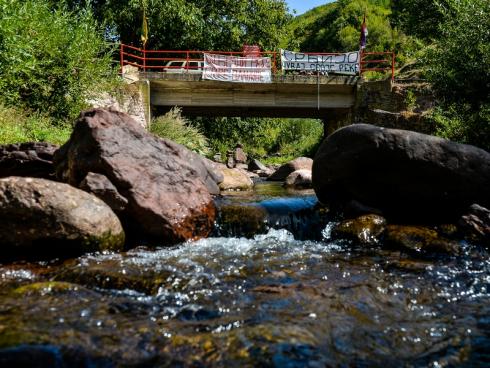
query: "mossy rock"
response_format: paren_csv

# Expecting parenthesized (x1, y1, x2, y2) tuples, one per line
(385, 225, 461, 256)
(13, 281, 86, 296)
(332, 214, 387, 245)
(217, 204, 267, 238)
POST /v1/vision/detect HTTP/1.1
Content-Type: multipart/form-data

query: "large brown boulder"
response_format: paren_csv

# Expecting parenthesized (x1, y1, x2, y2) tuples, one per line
(267, 157, 313, 181)
(0, 177, 124, 259)
(0, 142, 58, 180)
(312, 124, 490, 222)
(54, 108, 217, 243)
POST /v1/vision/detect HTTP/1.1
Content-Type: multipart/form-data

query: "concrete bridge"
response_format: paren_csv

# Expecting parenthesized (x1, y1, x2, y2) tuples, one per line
(120, 44, 395, 134)
(127, 71, 365, 135)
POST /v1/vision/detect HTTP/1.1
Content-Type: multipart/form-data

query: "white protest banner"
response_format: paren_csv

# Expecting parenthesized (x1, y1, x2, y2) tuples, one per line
(203, 53, 271, 83)
(280, 49, 360, 75)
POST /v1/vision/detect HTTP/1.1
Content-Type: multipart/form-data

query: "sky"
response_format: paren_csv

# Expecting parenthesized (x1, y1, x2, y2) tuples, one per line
(285, 0, 335, 15)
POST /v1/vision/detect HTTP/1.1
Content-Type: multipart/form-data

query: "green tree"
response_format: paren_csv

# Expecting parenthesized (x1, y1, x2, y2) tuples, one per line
(390, 0, 450, 41)
(75, 0, 292, 51)
(0, 0, 115, 120)
(426, 0, 490, 150)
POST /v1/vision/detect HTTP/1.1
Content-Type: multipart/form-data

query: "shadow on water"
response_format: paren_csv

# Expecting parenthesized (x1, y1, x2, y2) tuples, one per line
(0, 182, 489, 366)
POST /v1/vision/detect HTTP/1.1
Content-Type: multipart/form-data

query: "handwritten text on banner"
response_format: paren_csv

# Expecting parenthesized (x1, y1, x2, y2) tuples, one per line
(203, 54, 272, 83)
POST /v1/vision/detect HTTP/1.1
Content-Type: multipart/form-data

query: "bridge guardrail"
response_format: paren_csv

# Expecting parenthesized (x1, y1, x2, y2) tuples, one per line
(120, 44, 395, 81)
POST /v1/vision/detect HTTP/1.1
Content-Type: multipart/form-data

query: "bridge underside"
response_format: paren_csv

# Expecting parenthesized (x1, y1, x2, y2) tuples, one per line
(143, 73, 358, 119)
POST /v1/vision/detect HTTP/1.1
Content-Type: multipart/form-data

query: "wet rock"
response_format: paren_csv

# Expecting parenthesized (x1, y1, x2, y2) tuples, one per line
(254, 169, 273, 178)
(79, 172, 128, 212)
(0, 142, 58, 180)
(0, 177, 125, 259)
(312, 124, 490, 222)
(249, 159, 268, 172)
(53, 256, 174, 294)
(0, 345, 100, 368)
(54, 108, 216, 243)
(216, 204, 267, 238)
(268, 157, 313, 181)
(13, 281, 88, 296)
(284, 169, 312, 189)
(219, 168, 254, 191)
(385, 225, 461, 256)
(332, 214, 387, 245)
(458, 204, 490, 246)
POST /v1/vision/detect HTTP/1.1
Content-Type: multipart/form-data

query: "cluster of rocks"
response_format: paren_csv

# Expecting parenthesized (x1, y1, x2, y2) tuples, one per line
(1, 110, 488, 260)
(209, 142, 314, 191)
(0, 109, 316, 260)
(313, 124, 490, 250)
(0, 109, 223, 259)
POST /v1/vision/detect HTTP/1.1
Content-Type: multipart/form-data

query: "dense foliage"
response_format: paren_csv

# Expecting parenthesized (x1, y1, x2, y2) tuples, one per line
(425, 0, 490, 150)
(192, 117, 323, 162)
(0, 0, 114, 121)
(70, 0, 292, 51)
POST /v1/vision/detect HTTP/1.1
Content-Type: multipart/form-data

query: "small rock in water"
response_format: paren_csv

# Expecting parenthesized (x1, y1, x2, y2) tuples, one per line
(248, 158, 268, 172)
(332, 214, 386, 245)
(268, 157, 313, 181)
(217, 204, 267, 238)
(385, 225, 461, 256)
(284, 169, 312, 189)
(219, 168, 254, 191)
(458, 204, 490, 246)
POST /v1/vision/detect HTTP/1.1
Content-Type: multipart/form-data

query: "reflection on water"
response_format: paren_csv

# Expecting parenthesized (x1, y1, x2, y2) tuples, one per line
(0, 183, 488, 366)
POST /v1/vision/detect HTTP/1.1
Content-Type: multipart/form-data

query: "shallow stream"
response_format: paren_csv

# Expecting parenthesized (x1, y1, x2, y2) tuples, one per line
(0, 183, 488, 366)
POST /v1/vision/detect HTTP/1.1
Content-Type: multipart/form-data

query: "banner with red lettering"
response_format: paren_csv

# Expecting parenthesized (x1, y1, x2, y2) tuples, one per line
(203, 53, 271, 83)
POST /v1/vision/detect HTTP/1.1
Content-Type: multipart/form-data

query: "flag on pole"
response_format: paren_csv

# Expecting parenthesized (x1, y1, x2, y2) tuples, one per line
(360, 14, 368, 50)
(141, 7, 148, 46)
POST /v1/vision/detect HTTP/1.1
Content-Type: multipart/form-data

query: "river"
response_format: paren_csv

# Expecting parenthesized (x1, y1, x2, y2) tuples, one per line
(0, 183, 488, 366)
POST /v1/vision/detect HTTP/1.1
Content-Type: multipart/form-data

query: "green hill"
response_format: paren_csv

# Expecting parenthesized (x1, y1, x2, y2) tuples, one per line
(286, 0, 393, 53)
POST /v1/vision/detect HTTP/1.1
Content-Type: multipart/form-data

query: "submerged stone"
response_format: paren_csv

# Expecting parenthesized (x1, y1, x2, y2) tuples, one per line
(216, 204, 267, 238)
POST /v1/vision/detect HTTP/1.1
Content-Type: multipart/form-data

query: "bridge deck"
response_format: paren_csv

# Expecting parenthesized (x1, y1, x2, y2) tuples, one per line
(140, 73, 360, 118)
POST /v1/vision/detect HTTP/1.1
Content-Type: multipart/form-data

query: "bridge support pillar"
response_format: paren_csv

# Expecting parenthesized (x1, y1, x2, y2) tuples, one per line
(322, 109, 352, 137)
(139, 80, 152, 127)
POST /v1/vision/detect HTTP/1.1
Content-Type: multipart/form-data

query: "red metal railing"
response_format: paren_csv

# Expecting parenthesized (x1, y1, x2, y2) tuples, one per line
(360, 50, 395, 81)
(120, 44, 395, 80)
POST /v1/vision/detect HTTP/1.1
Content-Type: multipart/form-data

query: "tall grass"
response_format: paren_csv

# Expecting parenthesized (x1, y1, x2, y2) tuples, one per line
(0, 103, 72, 145)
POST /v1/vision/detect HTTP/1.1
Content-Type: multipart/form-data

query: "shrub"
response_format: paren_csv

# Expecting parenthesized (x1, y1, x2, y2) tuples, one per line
(150, 108, 210, 156)
(429, 103, 490, 152)
(0, 0, 115, 120)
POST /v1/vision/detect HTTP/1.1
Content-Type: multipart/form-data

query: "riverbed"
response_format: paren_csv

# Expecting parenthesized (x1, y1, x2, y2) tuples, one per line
(0, 183, 488, 366)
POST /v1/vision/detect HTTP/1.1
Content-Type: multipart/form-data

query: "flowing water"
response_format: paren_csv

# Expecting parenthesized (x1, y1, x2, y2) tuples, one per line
(0, 183, 488, 367)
